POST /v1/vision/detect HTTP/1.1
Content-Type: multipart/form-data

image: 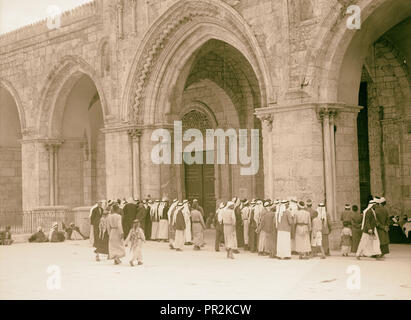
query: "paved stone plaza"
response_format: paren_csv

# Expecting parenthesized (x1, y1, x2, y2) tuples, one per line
(0, 231, 410, 300)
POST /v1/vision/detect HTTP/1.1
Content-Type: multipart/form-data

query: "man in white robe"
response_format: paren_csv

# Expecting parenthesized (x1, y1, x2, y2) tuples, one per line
(182, 200, 192, 244)
(288, 197, 298, 253)
(276, 200, 293, 259)
(241, 200, 250, 250)
(150, 200, 160, 240)
(167, 199, 179, 249)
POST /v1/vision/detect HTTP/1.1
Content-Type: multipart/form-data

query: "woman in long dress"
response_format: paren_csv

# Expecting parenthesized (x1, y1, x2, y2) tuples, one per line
(191, 208, 206, 250)
(107, 204, 126, 264)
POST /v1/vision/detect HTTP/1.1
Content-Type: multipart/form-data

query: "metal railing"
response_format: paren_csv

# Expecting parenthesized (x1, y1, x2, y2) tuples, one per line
(0, 208, 75, 234)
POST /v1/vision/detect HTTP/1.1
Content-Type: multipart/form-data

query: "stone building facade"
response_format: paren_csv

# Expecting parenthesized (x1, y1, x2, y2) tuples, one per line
(0, 0, 410, 246)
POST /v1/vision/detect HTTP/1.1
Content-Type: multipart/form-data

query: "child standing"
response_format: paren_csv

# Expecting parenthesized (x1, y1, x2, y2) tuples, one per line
(341, 221, 352, 256)
(311, 211, 326, 259)
(125, 219, 146, 266)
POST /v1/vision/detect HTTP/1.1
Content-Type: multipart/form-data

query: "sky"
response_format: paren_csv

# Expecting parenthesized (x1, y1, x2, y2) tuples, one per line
(0, 0, 92, 34)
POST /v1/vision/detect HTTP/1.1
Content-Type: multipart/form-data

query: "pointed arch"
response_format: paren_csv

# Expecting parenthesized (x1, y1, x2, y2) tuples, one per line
(37, 55, 109, 137)
(0, 78, 26, 133)
(121, 0, 275, 124)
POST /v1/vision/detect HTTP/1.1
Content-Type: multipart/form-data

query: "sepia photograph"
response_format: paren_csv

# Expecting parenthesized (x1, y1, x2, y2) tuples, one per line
(0, 0, 410, 307)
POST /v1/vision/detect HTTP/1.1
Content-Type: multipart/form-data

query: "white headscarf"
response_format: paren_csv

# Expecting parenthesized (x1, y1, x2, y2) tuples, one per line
(183, 201, 191, 219)
(289, 199, 298, 217)
(158, 201, 166, 219)
(167, 200, 178, 223)
(361, 201, 376, 230)
(150, 201, 160, 219)
(253, 201, 264, 224)
(277, 203, 286, 226)
(317, 205, 327, 222)
(173, 205, 183, 225)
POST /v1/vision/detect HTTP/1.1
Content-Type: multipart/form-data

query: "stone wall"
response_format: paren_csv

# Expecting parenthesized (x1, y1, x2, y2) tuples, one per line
(0, 147, 22, 212)
(58, 140, 84, 207)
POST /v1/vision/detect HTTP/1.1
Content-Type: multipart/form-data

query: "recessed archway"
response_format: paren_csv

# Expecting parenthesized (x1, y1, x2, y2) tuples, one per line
(0, 83, 23, 213)
(306, 0, 411, 214)
(124, 0, 270, 204)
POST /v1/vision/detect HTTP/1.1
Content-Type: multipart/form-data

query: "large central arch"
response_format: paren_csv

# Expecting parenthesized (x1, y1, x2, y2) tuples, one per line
(122, 0, 274, 124)
(122, 0, 271, 203)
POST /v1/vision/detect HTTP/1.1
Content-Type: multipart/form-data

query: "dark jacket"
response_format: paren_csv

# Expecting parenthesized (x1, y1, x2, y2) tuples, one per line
(174, 210, 186, 231)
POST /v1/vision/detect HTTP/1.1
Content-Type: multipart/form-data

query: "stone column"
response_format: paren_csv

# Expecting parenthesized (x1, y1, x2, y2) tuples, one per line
(20, 137, 48, 210)
(116, 1, 124, 39)
(320, 109, 335, 219)
(81, 138, 91, 205)
(103, 126, 133, 200)
(128, 128, 142, 200)
(131, 0, 137, 35)
(160, 126, 177, 200)
(45, 140, 63, 206)
(139, 126, 161, 199)
(259, 114, 274, 199)
(330, 111, 338, 221)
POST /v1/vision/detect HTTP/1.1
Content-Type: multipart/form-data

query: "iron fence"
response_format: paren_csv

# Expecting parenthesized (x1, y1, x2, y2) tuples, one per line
(0, 209, 75, 234)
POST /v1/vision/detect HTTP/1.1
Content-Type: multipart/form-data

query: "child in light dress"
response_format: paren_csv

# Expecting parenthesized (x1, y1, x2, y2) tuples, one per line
(125, 219, 146, 266)
(340, 221, 352, 256)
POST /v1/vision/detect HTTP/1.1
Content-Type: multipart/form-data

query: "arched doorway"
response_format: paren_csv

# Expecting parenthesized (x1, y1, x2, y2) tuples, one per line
(0, 85, 23, 213)
(124, 1, 272, 207)
(182, 109, 216, 215)
(170, 39, 264, 211)
(50, 73, 106, 207)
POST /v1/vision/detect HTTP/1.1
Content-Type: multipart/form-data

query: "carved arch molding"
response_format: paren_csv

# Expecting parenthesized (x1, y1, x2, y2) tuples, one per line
(127, 0, 266, 124)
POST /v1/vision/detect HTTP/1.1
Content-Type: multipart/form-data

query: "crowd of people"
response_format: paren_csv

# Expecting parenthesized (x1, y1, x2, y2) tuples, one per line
(87, 194, 404, 266)
(2, 194, 409, 267)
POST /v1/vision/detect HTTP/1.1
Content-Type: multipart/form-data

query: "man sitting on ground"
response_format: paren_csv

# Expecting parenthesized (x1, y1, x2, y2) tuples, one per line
(0, 226, 13, 245)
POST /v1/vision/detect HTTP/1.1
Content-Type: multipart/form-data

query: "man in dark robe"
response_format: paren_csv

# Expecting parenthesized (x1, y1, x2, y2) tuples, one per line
(29, 227, 48, 243)
(248, 200, 258, 253)
(257, 202, 276, 257)
(375, 197, 390, 257)
(173, 202, 186, 251)
(136, 201, 146, 232)
(356, 200, 382, 260)
(144, 200, 152, 240)
(122, 198, 138, 239)
(90, 201, 103, 249)
(350, 205, 362, 253)
(233, 197, 244, 248)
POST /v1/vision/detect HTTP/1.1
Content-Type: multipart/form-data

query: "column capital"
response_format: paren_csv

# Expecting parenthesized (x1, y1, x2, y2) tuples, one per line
(127, 128, 142, 140)
(254, 110, 274, 131)
(44, 139, 64, 150)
